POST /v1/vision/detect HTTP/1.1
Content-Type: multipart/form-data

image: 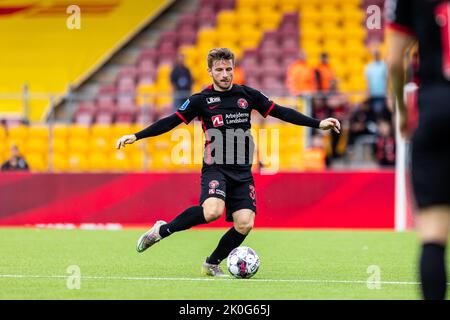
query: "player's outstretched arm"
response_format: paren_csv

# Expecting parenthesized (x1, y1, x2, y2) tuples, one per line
(116, 113, 183, 149)
(268, 104, 340, 133)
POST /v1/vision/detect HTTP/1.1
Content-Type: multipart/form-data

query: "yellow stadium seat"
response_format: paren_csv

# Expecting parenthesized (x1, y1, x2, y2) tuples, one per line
(67, 153, 88, 172)
(236, 10, 259, 26)
(136, 84, 157, 107)
(259, 12, 281, 30)
(303, 148, 326, 171)
(280, 1, 299, 12)
(68, 138, 88, 153)
(87, 152, 110, 172)
(51, 124, 69, 140)
(112, 124, 133, 138)
(51, 153, 68, 172)
(52, 138, 67, 154)
(342, 8, 365, 22)
(130, 152, 145, 171)
(29, 125, 49, 139)
(26, 139, 48, 154)
(27, 153, 48, 172)
(68, 125, 90, 139)
(0, 126, 6, 139)
(91, 124, 111, 139)
(8, 125, 29, 140)
(197, 29, 218, 46)
(89, 137, 111, 153)
(217, 10, 236, 27)
(110, 150, 132, 171)
(236, 0, 259, 11)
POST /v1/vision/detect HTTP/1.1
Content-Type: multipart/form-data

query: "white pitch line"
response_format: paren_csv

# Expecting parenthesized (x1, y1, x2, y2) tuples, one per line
(0, 274, 442, 286)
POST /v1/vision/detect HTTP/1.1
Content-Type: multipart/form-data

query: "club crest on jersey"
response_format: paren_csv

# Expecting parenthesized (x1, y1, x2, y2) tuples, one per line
(211, 114, 224, 127)
(237, 98, 248, 109)
(209, 180, 220, 189)
(207, 97, 221, 104)
(178, 99, 190, 111)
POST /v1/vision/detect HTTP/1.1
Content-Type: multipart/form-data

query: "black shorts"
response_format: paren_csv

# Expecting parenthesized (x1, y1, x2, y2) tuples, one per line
(411, 85, 450, 209)
(199, 164, 256, 222)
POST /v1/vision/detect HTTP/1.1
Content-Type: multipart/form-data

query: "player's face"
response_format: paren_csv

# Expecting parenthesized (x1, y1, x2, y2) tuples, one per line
(208, 59, 234, 91)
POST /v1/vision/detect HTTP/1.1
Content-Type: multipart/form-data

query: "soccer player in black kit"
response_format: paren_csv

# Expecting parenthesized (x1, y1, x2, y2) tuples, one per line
(387, 0, 450, 299)
(116, 48, 340, 276)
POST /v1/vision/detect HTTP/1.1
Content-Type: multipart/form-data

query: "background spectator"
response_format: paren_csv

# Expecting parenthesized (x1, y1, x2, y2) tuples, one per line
(364, 50, 388, 120)
(325, 80, 349, 159)
(286, 51, 316, 95)
(1, 145, 29, 172)
(373, 119, 396, 167)
(348, 100, 377, 147)
(170, 53, 193, 111)
(315, 53, 335, 92)
(233, 59, 245, 85)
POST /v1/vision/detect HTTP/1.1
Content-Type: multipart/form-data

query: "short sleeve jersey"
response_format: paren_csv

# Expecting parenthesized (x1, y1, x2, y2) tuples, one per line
(175, 84, 275, 169)
(386, 0, 450, 85)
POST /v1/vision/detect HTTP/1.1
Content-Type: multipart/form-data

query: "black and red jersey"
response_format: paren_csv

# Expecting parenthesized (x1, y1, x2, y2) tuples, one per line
(386, 0, 450, 85)
(175, 84, 275, 170)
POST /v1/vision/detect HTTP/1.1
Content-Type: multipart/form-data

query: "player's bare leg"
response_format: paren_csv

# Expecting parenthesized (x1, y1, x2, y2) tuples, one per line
(416, 206, 450, 300)
(202, 209, 254, 277)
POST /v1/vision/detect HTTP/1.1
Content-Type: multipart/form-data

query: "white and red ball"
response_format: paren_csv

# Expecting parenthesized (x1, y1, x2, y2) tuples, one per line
(227, 246, 260, 279)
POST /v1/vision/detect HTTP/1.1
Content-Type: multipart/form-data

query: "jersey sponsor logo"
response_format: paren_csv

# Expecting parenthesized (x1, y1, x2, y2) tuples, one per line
(209, 180, 220, 189)
(212, 114, 224, 127)
(237, 98, 248, 109)
(225, 112, 249, 124)
(208, 104, 221, 110)
(206, 97, 221, 104)
(178, 99, 190, 111)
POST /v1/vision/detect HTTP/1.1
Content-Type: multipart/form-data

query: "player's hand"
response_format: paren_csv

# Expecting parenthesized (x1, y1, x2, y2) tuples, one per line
(116, 134, 137, 149)
(319, 118, 341, 134)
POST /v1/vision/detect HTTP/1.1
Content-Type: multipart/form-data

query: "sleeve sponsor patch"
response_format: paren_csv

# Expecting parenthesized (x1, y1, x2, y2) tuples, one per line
(179, 99, 190, 111)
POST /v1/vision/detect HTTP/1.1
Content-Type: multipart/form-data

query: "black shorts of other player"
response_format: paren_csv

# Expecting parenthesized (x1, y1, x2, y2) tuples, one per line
(411, 84, 450, 209)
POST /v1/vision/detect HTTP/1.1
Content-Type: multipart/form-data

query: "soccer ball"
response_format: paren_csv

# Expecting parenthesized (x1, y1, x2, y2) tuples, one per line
(226, 246, 260, 279)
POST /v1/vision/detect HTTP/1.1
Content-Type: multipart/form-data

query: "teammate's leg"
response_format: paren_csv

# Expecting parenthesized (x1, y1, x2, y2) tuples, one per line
(416, 206, 450, 300)
(205, 209, 255, 267)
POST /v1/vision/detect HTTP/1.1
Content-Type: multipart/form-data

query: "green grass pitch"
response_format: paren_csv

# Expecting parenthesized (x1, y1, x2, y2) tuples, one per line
(0, 228, 448, 300)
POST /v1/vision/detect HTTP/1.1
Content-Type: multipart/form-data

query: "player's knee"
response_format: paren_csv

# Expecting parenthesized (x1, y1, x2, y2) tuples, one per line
(202, 200, 225, 222)
(234, 216, 254, 235)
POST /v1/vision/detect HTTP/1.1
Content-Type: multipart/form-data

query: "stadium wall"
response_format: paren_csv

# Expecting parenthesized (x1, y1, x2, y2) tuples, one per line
(0, 172, 395, 229)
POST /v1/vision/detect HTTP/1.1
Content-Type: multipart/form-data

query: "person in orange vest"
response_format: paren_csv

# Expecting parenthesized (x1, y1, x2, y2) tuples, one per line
(286, 51, 317, 95)
(315, 52, 335, 92)
(233, 59, 245, 85)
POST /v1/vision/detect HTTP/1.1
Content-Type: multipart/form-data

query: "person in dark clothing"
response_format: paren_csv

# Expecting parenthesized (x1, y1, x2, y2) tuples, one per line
(373, 119, 395, 167)
(387, 0, 450, 300)
(170, 53, 193, 112)
(1, 145, 29, 171)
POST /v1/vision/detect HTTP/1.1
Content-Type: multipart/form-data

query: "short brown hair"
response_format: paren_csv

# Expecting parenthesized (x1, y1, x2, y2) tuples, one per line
(207, 48, 235, 69)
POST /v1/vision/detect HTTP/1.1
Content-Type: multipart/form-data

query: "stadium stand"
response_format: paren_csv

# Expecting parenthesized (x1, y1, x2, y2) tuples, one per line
(0, 0, 173, 121)
(0, 0, 386, 172)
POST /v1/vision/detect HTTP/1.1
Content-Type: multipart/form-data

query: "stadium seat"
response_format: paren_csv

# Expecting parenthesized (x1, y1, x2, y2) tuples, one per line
(26, 139, 48, 154)
(88, 152, 110, 172)
(66, 153, 87, 172)
(27, 153, 48, 172)
(7, 125, 29, 141)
